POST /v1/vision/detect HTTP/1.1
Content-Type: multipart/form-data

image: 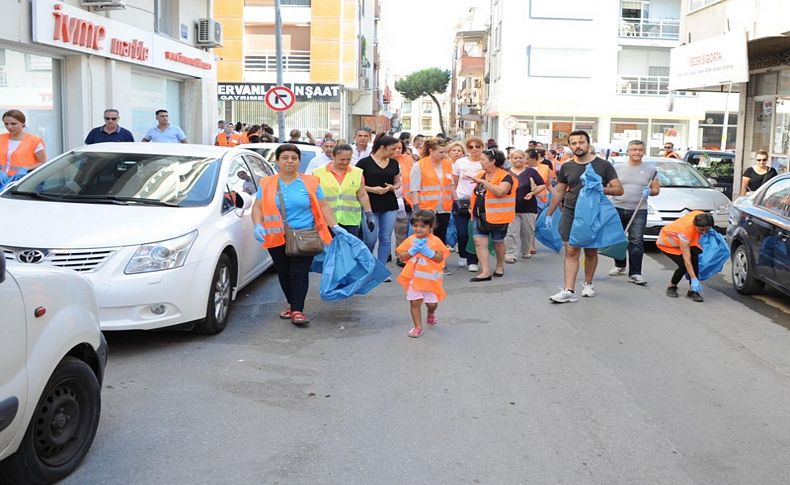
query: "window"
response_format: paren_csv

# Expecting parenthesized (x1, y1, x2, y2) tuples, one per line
(421, 101, 433, 114)
(25, 54, 52, 71)
(0, 49, 6, 87)
(224, 156, 256, 212)
(130, 73, 183, 142)
(155, 0, 177, 37)
(698, 112, 737, 150)
(402, 117, 411, 130)
(758, 179, 790, 217)
(689, 0, 722, 12)
(421, 117, 432, 131)
(402, 101, 411, 114)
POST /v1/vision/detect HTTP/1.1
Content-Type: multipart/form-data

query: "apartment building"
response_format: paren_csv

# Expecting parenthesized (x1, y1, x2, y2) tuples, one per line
(673, 0, 790, 176)
(214, 0, 382, 138)
(390, 88, 450, 138)
(0, 0, 218, 153)
(480, 0, 731, 155)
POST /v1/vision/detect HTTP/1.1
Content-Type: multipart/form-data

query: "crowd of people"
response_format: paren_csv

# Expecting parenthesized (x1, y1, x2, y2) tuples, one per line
(0, 107, 781, 338)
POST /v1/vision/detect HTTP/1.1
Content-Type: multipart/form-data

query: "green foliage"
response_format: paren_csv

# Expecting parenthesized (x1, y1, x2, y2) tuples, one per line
(394, 68, 450, 101)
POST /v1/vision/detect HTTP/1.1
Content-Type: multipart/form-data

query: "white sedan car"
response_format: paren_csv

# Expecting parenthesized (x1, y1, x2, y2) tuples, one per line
(237, 142, 323, 173)
(0, 143, 275, 333)
(611, 157, 732, 241)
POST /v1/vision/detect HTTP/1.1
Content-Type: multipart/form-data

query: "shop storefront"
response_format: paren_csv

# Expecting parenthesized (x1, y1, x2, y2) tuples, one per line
(218, 82, 344, 136)
(0, 0, 217, 155)
(744, 70, 790, 175)
(610, 118, 688, 156)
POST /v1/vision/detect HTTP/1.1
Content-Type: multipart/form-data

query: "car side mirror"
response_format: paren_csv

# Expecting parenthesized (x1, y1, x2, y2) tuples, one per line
(235, 191, 254, 211)
(0, 255, 5, 284)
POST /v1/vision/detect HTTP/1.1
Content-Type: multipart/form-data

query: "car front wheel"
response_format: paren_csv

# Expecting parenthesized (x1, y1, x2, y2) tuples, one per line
(0, 357, 101, 485)
(194, 253, 233, 335)
(731, 244, 765, 295)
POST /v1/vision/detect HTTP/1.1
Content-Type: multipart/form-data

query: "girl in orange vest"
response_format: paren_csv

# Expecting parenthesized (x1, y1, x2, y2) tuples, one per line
(467, 148, 517, 281)
(656, 211, 714, 303)
(410, 137, 456, 246)
(1, 109, 46, 176)
(251, 144, 342, 326)
(396, 209, 450, 338)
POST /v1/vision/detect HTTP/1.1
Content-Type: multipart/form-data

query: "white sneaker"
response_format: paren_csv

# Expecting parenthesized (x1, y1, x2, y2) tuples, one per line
(457, 257, 467, 268)
(467, 264, 479, 272)
(608, 266, 626, 276)
(581, 282, 595, 298)
(628, 274, 647, 285)
(549, 289, 578, 303)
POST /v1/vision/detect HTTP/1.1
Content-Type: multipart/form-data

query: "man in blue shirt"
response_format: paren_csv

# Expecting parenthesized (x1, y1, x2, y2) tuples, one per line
(142, 109, 187, 143)
(84, 109, 134, 144)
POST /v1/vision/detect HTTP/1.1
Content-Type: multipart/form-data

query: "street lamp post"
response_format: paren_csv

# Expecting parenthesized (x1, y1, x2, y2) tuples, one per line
(274, 0, 286, 142)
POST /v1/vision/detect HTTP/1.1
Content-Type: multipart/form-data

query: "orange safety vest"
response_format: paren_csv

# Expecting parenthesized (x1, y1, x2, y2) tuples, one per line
(397, 154, 414, 205)
(257, 174, 333, 249)
(240, 132, 250, 144)
(656, 210, 704, 256)
(534, 163, 554, 204)
(469, 168, 518, 224)
(415, 157, 454, 212)
(0, 133, 44, 175)
(215, 132, 242, 147)
(396, 234, 447, 300)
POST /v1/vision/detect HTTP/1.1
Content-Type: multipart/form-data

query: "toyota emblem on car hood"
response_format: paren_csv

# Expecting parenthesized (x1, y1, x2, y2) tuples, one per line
(17, 249, 48, 264)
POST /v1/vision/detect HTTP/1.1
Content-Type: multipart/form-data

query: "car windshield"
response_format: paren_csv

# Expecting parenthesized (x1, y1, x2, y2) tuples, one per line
(4, 152, 221, 207)
(245, 147, 317, 173)
(653, 161, 711, 188)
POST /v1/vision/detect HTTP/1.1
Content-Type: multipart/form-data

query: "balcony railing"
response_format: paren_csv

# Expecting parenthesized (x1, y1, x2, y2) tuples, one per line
(244, 50, 310, 72)
(616, 75, 697, 96)
(619, 17, 680, 40)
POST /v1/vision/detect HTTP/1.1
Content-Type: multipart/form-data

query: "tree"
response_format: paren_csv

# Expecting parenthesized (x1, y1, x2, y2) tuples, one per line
(395, 68, 450, 135)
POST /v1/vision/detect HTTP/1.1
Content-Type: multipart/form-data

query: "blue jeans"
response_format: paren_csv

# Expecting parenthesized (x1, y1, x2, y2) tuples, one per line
(363, 210, 397, 263)
(614, 208, 647, 276)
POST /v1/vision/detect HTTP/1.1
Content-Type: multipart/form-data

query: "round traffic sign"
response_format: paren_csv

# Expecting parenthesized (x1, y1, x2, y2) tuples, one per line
(265, 86, 296, 112)
(503, 116, 518, 130)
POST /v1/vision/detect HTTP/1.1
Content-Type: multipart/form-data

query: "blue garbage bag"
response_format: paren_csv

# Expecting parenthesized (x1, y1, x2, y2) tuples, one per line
(698, 230, 729, 281)
(569, 164, 626, 249)
(535, 207, 563, 253)
(0, 171, 9, 191)
(446, 212, 458, 248)
(319, 232, 391, 301)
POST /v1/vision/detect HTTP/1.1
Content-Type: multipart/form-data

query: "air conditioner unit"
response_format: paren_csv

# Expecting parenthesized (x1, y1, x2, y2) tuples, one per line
(80, 0, 127, 10)
(196, 19, 223, 48)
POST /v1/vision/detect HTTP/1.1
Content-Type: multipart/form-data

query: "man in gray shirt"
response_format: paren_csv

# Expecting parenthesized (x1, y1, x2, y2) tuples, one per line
(608, 140, 660, 285)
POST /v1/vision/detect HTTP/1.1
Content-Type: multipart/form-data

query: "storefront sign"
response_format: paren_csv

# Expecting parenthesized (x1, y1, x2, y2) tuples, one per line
(669, 32, 748, 91)
(31, 0, 215, 79)
(218, 83, 341, 102)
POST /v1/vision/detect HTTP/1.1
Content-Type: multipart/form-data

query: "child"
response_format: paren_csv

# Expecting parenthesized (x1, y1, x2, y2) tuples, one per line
(395, 209, 450, 338)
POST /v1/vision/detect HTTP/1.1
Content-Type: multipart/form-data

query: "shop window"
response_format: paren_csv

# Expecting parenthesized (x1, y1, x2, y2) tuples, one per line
(130, 73, 183, 142)
(610, 119, 648, 148)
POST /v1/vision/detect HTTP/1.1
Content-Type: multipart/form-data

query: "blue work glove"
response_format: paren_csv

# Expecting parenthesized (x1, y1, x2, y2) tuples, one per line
(254, 223, 265, 242)
(408, 238, 426, 256)
(642, 186, 651, 198)
(332, 225, 349, 237)
(419, 244, 436, 259)
(365, 211, 375, 232)
(690, 278, 702, 293)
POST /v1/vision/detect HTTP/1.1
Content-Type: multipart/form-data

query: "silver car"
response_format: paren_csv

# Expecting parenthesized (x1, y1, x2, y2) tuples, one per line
(611, 157, 732, 241)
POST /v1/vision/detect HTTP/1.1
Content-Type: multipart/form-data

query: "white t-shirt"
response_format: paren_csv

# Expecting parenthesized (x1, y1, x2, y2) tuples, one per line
(304, 152, 332, 174)
(6, 139, 44, 171)
(351, 145, 372, 165)
(452, 157, 483, 199)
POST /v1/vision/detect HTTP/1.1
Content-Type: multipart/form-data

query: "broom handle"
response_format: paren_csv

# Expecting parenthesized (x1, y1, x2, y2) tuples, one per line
(623, 194, 647, 233)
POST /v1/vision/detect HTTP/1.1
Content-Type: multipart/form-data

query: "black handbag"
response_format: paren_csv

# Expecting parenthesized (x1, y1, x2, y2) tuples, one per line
(453, 198, 471, 215)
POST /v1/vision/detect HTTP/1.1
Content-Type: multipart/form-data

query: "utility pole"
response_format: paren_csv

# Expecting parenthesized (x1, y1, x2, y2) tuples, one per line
(274, 0, 285, 142)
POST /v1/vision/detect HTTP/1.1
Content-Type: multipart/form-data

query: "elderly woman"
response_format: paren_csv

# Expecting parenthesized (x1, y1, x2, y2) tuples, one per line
(1, 109, 46, 176)
(467, 148, 517, 281)
(410, 137, 456, 245)
(313, 143, 375, 237)
(252, 144, 343, 326)
(740, 149, 777, 196)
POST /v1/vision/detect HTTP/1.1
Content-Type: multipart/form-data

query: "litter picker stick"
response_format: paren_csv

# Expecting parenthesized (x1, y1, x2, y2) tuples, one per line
(623, 193, 647, 233)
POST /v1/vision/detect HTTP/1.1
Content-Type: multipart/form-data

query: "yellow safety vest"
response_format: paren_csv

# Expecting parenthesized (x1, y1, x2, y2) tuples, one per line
(314, 164, 364, 226)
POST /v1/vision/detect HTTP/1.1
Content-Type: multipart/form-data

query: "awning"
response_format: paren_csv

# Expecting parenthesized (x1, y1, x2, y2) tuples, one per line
(748, 35, 790, 70)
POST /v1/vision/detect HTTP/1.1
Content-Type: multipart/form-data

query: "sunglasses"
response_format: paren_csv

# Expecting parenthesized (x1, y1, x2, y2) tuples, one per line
(104, 117, 118, 121)
(664, 146, 673, 149)
(756, 158, 768, 162)
(467, 144, 482, 149)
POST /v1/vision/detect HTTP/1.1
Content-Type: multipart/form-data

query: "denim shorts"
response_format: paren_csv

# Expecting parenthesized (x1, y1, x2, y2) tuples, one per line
(472, 218, 508, 242)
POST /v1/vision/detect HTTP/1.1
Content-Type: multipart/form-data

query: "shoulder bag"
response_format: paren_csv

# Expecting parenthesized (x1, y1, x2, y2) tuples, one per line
(277, 181, 325, 257)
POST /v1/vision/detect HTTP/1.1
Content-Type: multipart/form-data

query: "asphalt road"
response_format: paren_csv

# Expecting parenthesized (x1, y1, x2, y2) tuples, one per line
(64, 246, 790, 485)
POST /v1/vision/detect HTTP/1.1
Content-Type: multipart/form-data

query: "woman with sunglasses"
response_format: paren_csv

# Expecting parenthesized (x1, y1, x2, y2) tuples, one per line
(467, 148, 516, 281)
(451, 137, 485, 272)
(740, 149, 777, 196)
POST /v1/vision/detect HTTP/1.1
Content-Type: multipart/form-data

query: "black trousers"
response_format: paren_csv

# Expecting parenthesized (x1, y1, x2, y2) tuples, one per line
(664, 246, 702, 286)
(434, 212, 451, 244)
(268, 244, 314, 312)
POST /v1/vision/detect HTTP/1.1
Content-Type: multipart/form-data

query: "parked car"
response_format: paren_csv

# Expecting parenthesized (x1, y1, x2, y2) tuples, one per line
(237, 142, 322, 173)
(0, 256, 107, 484)
(0, 142, 275, 333)
(611, 157, 732, 240)
(726, 173, 790, 296)
(683, 150, 735, 198)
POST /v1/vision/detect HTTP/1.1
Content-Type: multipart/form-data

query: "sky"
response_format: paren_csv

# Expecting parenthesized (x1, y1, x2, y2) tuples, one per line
(379, 0, 488, 78)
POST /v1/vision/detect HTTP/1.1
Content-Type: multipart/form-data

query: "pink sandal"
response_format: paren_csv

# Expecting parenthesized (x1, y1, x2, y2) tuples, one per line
(279, 308, 292, 319)
(427, 314, 438, 326)
(408, 327, 423, 338)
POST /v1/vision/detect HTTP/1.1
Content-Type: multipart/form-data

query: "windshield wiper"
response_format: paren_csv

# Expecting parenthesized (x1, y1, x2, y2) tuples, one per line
(55, 194, 180, 207)
(7, 190, 75, 202)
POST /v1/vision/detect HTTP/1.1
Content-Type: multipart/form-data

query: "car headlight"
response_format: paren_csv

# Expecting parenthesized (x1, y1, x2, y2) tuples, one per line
(646, 202, 656, 215)
(715, 202, 731, 215)
(124, 231, 198, 274)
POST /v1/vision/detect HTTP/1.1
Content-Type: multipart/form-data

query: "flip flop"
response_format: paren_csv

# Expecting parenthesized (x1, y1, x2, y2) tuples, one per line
(408, 327, 423, 338)
(291, 311, 310, 326)
(279, 308, 292, 319)
(427, 314, 438, 326)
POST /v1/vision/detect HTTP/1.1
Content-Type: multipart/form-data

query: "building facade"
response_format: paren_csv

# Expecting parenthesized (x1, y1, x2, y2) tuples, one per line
(214, 0, 382, 138)
(478, 0, 732, 155)
(676, 0, 790, 177)
(389, 87, 450, 138)
(0, 0, 218, 155)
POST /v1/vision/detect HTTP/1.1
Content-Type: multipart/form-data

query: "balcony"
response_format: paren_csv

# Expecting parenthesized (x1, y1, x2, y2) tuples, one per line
(616, 75, 696, 96)
(244, 50, 310, 72)
(457, 56, 485, 77)
(619, 17, 680, 41)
